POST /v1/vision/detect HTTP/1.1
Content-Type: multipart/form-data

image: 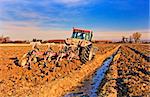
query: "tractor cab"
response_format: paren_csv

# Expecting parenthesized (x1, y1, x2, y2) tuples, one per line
(71, 28, 93, 41)
(65, 28, 93, 47)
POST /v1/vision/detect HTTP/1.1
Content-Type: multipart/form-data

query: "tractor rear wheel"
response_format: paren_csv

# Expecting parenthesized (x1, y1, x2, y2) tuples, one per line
(79, 44, 93, 63)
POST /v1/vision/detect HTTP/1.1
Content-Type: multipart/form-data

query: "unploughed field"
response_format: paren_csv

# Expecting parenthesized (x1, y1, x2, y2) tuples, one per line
(0, 43, 149, 97)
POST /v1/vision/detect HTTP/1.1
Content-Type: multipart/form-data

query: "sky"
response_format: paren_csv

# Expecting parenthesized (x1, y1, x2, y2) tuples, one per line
(0, 0, 149, 40)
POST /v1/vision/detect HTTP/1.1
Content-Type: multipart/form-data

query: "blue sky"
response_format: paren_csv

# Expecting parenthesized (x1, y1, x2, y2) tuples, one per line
(0, 0, 149, 40)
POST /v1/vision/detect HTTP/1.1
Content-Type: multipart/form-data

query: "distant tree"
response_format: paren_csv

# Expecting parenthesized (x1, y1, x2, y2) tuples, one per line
(132, 32, 142, 43)
(32, 38, 36, 42)
(3, 36, 10, 43)
(129, 36, 132, 43)
(122, 36, 125, 43)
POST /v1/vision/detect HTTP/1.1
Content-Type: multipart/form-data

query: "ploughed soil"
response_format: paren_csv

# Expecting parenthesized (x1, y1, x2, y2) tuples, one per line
(63, 44, 150, 97)
(99, 45, 150, 97)
(0, 44, 149, 97)
(0, 43, 118, 97)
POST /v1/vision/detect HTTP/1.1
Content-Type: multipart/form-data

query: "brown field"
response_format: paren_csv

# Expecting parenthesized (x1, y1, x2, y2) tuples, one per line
(0, 43, 149, 97)
(99, 45, 150, 97)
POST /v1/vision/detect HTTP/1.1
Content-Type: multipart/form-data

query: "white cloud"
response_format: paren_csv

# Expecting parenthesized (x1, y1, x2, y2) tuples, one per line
(53, 0, 93, 7)
(0, 3, 71, 29)
(55, 0, 85, 3)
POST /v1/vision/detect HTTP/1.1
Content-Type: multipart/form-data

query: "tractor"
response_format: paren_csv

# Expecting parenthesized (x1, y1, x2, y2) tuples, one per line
(63, 28, 95, 63)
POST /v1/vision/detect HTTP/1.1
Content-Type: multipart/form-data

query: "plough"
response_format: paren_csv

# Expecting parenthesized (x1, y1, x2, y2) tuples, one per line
(13, 43, 81, 69)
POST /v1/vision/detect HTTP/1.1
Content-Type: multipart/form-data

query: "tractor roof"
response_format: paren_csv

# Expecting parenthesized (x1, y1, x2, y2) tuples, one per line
(73, 28, 92, 33)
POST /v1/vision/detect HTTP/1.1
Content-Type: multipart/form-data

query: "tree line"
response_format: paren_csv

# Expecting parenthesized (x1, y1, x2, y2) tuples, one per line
(122, 32, 142, 43)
